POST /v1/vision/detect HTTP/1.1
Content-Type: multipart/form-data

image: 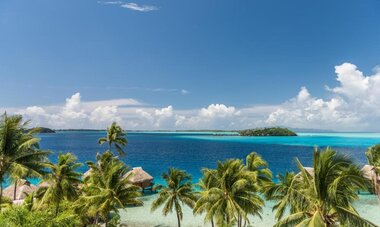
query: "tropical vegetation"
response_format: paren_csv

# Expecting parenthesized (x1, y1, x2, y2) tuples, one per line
(267, 148, 376, 227)
(194, 152, 267, 227)
(98, 122, 128, 156)
(239, 127, 297, 136)
(151, 168, 197, 227)
(75, 151, 142, 226)
(0, 114, 379, 227)
(0, 114, 49, 206)
(36, 152, 82, 216)
(365, 144, 380, 195)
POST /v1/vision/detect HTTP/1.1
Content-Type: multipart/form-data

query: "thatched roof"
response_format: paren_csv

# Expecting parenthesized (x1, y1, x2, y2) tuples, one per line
(38, 181, 50, 188)
(124, 167, 153, 184)
(361, 165, 380, 181)
(2, 179, 39, 200)
(296, 167, 314, 178)
(303, 167, 314, 176)
(83, 169, 92, 179)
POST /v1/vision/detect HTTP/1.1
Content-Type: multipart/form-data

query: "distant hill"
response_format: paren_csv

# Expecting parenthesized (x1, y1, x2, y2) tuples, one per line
(26, 127, 55, 133)
(239, 127, 297, 136)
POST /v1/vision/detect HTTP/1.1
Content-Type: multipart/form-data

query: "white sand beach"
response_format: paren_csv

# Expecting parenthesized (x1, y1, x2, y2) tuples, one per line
(120, 194, 380, 227)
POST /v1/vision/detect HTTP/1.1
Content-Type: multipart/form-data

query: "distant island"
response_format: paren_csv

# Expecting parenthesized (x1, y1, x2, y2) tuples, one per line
(239, 127, 297, 136)
(26, 127, 55, 133)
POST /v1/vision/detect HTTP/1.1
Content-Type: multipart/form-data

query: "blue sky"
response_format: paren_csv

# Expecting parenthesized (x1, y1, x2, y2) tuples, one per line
(1, 0, 380, 130)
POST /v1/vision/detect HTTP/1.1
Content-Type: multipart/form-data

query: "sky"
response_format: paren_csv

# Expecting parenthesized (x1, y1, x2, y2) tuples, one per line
(1, 0, 380, 131)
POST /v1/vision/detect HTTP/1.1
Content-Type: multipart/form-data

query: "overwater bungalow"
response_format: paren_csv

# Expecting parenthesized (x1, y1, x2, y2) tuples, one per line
(3, 179, 38, 202)
(83, 169, 92, 179)
(361, 165, 380, 197)
(124, 167, 154, 192)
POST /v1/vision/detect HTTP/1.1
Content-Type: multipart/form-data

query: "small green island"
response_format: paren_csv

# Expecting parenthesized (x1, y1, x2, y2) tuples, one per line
(26, 127, 55, 133)
(239, 127, 297, 136)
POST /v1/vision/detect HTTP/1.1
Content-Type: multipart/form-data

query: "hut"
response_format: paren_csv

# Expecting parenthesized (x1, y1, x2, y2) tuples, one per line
(361, 165, 378, 181)
(124, 167, 154, 192)
(83, 169, 92, 179)
(296, 167, 314, 178)
(2, 179, 39, 201)
(361, 165, 380, 197)
(38, 181, 50, 188)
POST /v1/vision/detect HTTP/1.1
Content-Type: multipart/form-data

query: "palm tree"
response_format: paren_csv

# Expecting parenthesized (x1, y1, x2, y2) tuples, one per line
(245, 151, 272, 189)
(9, 165, 28, 201)
(98, 122, 127, 156)
(0, 114, 49, 205)
(76, 151, 142, 226)
(264, 171, 296, 221)
(365, 144, 380, 194)
(193, 168, 218, 227)
(197, 159, 264, 227)
(151, 168, 197, 227)
(37, 153, 82, 216)
(272, 148, 377, 227)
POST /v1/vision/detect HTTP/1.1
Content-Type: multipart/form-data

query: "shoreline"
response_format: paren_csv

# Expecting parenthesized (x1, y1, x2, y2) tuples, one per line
(119, 194, 380, 227)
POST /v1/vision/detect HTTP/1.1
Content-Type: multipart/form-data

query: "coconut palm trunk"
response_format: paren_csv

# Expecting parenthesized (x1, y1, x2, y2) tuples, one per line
(0, 182, 3, 207)
(55, 201, 60, 217)
(105, 215, 109, 227)
(13, 179, 17, 200)
(176, 211, 181, 227)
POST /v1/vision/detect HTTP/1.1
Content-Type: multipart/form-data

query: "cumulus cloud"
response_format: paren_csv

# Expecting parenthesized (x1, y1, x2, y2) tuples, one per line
(13, 93, 142, 129)
(89, 105, 122, 127)
(266, 63, 380, 131)
(61, 93, 87, 120)
(4, 62, 380, 131)
(173, 104, 241, 129)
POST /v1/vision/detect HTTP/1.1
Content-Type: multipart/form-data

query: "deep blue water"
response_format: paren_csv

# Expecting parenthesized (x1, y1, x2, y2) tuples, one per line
(36, 131, 380, 185)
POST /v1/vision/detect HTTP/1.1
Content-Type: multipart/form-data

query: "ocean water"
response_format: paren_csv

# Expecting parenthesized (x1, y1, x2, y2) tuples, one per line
(38, 131, 380, 184)
(35, 131, 380, 226)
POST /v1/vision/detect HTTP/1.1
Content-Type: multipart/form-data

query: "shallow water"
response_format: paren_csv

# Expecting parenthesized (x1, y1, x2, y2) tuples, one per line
(34, 131, 380, 226)
(119, 194, 380, 227)
(38, 131, 380, 184)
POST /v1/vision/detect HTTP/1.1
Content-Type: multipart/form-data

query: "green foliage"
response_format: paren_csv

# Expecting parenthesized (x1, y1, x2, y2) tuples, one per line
(75, 151, 142, 226)
(25, 127, 55, 134)
(151, 168, 197, 227)
(98, 122, 127, 156)
(194, 153, 268, 227)
(1, 115, 377, 226)
(269, 148, 377, 227)
(264, 172, 296, 221)
(0, 205, 81, 227)
(366, 144, 380, 171)
(239, 127, 297, 136)
(36, 153, 82, 216)
(0, 113, 50, 204)
(246, 152, 273, 189)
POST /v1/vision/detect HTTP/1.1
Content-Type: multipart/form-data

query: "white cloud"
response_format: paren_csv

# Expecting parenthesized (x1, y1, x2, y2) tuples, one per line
(181, 89, 189, 95)
(121, 3, 158, 12)
(98, 1, 158, 12)
(266, 63, 380, 131)
(61, 93, 87, 120)
(98, 1, 123, 4)
(90, 105, 122, 127)
(10, 93, 142, 129)
(174, 104, 241, 129)
(199, 104, 239, 118)
(4, 62, 380, 131)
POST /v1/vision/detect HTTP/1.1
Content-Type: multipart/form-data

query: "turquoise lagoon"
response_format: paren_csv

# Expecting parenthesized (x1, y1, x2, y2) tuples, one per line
(36, 131, 380, 226)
